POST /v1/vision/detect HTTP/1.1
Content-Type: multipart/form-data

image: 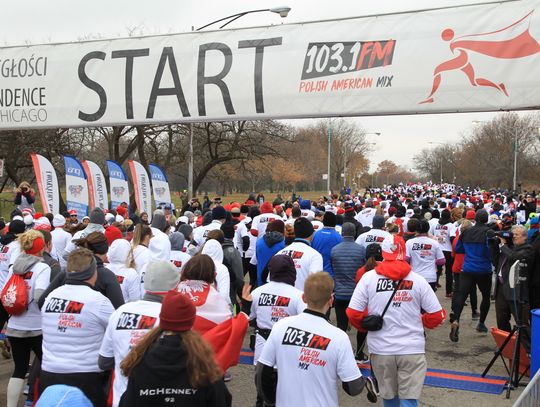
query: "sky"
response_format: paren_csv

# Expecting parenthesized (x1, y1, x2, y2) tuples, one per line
(2, 0, 526, 171)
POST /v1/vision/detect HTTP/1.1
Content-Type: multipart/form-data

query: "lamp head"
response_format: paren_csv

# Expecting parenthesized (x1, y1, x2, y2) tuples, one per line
(270, 6, 291, 18)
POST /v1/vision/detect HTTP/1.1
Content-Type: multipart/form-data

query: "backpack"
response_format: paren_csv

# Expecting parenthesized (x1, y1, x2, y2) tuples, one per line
(1, 273, 29, 315)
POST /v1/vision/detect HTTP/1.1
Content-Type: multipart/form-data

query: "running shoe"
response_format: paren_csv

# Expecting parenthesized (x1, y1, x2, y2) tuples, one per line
(449, 321, 459, 342)
(364, 376, 378, 403)
(476, 322, 488, 333)
(223, 371, 232, 382)
(471, 311, 480, 321)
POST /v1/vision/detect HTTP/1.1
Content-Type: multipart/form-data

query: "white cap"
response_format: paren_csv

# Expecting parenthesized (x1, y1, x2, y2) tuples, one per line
(105, 213, 115, 224)
(115, 214, 124, 223)
(177, 216, 189, 225)
(52, 214, 66, 227)
(23, 214, 34, 225)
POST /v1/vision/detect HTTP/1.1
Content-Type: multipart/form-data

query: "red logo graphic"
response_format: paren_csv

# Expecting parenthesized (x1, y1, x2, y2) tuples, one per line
(420, 11, 540, 104)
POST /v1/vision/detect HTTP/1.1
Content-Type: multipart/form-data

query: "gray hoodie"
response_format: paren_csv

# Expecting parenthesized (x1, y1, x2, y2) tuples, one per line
(13, 253, 46, 303)
(169, 232, 185, 252)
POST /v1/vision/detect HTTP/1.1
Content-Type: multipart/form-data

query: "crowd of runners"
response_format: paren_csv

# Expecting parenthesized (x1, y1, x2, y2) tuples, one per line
(1, 181, 540, 406)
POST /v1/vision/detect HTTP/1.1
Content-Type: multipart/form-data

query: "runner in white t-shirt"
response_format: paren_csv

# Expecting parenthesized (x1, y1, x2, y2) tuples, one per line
(355, 215, 393, 251)
(356, 204, 376, 227)
(431, 210, 457, 297)
(107, 239, 141, 303)
(347, 238, 445, 407)
(256, 272, 375, 407)
(275, 218, 323, 291)
(98, 261, 181, 407)
(41, 249, 114, 406)
(251, 202, 282, 237)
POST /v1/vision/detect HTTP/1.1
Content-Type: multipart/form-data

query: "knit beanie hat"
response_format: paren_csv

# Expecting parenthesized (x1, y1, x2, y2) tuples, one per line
(372, 215, 385, 229)
(465, 210, 476, 220)
(268, 254, 296, 286)
(260, 201, 273, 214)
(159, 290, 196, 332)
(220, 222, 236, 239)
(178, 224, 193, 241)
(294, 217, 314, 239)
(212, 205, 227, 220)
(322, 212, 337, 227)
(144, 260, 181, 294)
(475, 209, 489, 224)
(52, 214, 66, 227)
(300, 199, 311, 210)
(151, 210, 168, 232)
(89, 208, 106, 225)
(105, 226, 123, 246)
(266, 219, 285, 234)
(8, 220, 26, 235)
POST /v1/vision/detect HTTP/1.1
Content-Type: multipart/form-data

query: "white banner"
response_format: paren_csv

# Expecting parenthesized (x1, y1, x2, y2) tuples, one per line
(128, 160, 152, 220)
(64, 155, 89, 219)
(106, 160, 130, 210)
(148, 164, 171, 208)
(0, 1, 539, 129)
(30, 153, 59, 214)
(81, 160, 108, 210)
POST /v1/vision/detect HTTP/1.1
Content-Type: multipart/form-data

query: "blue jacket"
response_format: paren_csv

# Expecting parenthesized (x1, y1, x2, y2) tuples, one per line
(312, 227, 343, 276)
(255, 232, 285, 286)
(331, 237, 365, 299)
(455, 224, 493, 274)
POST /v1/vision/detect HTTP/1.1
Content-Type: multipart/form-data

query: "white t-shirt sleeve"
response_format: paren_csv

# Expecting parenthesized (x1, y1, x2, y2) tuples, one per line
(35, 265, 51, 291)
(99, 312, 117, 358)
(336, 335, 362, 382)
(310, 253, 323, 274)
(251, 216, 260, 234)
(435, 244, 445, 262)
(249, 291, 259, 321)
(420, 279, 443, 313)
(405, 240, 412, 258)
(127, 271, 142, 302)
(258, 325, 278, 367)
(348, 276, 369, 311)
(96, 298, 115, 329)
(295, 297, 307, 315)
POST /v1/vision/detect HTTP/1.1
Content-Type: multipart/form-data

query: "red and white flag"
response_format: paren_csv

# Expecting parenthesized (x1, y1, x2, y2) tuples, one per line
(177, 280, 248, 371)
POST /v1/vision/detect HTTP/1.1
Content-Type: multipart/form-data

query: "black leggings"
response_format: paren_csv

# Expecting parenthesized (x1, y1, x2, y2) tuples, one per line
(453, 273, 492, 324)
(334, 298, 365, 351)
(7, 335, 43, 379)
(0, 303, 9, 331)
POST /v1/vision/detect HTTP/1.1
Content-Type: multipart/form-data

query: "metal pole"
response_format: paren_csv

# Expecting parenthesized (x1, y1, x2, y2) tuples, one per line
(440, 158, 443, 184)
(327, 125, 332, 193)
(188, 123, 194, 199)
(513, 129, 518, 191)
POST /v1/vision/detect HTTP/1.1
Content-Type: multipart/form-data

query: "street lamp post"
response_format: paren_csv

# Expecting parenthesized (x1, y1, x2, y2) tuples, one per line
(185, 7, 291, 200)
(327, 125, 332, 193)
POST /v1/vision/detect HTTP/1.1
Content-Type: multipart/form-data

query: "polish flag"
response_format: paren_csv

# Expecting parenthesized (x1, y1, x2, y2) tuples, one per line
(177, 280, 248, 371)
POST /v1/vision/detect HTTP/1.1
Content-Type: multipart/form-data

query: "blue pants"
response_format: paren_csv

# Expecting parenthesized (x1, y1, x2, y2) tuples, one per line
(383, 397, 418, 407)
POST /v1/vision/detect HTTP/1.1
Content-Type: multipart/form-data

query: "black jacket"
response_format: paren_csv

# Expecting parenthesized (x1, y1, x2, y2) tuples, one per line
(38, 256, 124, 309)
(119, 334, 231, 407)
(493, 242, 535, 302)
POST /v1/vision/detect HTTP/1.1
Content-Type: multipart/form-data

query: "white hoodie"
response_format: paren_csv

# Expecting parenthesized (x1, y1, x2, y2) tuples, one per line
(107, 239, 141, 303)
(201, 239, 230, 303)
(139, 230, 172, 294)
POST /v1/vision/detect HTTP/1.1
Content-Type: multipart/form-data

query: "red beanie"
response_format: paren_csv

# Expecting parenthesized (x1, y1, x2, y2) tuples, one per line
(260, 201, 273, 214)
(26, 237, 45, 255)
(465, 210, 476, 220)
(116, 206, 127, 217)
(105, 226, 123, 246)
(159, 290, 196, 332)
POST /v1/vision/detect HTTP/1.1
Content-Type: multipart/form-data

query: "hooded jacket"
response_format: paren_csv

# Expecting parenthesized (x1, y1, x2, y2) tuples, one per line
(454, 223, 493, 273)
(493, 242, 535, 302)
(254, 232, 285, 286)
(221, 239, 244, 303)
(62, 223, 105, 260)
(201, 240, 231, 302)
(107, 239, 141, 302)
(119, 334, 231, 407)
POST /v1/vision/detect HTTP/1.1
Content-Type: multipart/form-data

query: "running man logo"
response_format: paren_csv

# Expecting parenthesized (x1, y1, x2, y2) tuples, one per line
(420, 10, 540, 104)
(45, 298, 85, 314)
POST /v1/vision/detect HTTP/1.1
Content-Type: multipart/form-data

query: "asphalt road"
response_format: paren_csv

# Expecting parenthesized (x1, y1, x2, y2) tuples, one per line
(0, 276, 527, 406)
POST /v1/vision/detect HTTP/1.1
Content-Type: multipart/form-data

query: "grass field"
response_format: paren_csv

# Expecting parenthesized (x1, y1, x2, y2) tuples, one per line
(0, 190, 330, 219)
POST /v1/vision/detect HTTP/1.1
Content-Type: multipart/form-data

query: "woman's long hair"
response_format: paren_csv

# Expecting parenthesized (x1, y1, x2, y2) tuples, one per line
(120, 327, 223, 388)
(131, 224, 152, 248)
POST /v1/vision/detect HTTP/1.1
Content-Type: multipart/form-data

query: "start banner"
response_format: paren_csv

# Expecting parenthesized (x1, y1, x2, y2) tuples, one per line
(0, 0, 539, 129)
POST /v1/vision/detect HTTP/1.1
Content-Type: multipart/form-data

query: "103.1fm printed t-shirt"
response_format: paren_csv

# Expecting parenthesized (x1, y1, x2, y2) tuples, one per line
(41, 283, 114, 374)
(349, 270, 442, 355)
(276, 241, 323, 291)
(249, 281, 306, 363)
(259, 310, 361, 407)
(405, 236, 445, 283)
(99, 299, 161, 407)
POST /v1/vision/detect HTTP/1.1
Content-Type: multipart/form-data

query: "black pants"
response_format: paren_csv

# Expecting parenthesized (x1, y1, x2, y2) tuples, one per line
(0, 303, 9, 331)
(334, 298, 365, 352)
(453, 272, 492, 324)
(242, 257, 257, 288)
(495, 283, 512, 332)
(8, 335, 42, 379)
(441, 251, 454, 295)
(451, 273, 479, 317)
(40, 370, 107, 407)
